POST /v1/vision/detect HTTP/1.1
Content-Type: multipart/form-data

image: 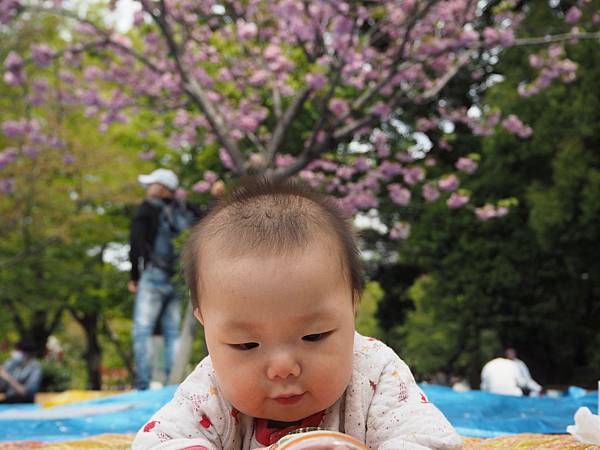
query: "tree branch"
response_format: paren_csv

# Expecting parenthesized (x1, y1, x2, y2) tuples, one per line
(47, 308, 64, 337)
(272, 134, 331, 180)
(418, 52, 471, 101)
(350, 0, 440, 115)
(5, 299, 27, 337)
(514, 31, 600, 46)
(266, 86, 312, 164)
(145, 1, 246, 173)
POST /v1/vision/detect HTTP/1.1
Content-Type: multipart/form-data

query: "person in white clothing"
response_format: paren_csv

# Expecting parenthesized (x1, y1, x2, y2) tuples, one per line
(505, 348, 542, 396)
(480, 355, 525, 396)
(133, 178, 462, 450)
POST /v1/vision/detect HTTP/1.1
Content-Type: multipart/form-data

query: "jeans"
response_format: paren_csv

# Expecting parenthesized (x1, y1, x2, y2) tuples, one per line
(132, 266, 181, 390)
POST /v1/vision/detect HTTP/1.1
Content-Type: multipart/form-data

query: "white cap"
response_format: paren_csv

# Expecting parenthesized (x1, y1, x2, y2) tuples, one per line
(138, 168, 179, 191)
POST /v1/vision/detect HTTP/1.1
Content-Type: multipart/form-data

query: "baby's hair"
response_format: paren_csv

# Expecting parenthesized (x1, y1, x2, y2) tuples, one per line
(182, 176, 363, 310)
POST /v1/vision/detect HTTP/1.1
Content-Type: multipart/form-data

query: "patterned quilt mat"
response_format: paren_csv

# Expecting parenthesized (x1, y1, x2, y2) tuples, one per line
(0, 433, 598, 449)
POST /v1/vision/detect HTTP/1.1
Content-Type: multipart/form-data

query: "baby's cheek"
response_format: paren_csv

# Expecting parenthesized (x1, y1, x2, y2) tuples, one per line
(221, 375, 262, 416)
(310, 364, 350, 407)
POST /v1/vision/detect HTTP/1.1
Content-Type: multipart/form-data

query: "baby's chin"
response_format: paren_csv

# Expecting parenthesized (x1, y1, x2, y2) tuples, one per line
(242, 405, 321, 423)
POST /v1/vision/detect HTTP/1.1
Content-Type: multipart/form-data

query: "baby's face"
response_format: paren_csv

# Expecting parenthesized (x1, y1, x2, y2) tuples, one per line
(195, 238, 356, 422)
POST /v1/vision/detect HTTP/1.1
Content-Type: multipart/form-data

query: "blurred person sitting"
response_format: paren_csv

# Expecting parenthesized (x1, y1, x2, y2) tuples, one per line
(505, 347, 542, 396)
(0, 340, 42, 403)
(480, 350, 525, 396)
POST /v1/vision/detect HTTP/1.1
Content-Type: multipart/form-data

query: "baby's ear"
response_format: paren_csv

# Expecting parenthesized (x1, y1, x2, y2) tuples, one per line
(193, 307, 204, 325)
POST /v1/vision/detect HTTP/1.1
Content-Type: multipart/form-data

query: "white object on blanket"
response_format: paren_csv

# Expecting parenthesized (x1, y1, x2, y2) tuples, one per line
(566, 407, 600, 445)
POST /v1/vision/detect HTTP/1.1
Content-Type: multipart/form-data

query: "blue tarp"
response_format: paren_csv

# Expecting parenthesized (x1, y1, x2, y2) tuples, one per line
(422, 384, 597, 438)
(0, 384, 597, 442)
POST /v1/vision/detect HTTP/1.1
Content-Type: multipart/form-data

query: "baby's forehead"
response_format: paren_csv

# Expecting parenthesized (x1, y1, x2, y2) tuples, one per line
(198, 229, 344, 267)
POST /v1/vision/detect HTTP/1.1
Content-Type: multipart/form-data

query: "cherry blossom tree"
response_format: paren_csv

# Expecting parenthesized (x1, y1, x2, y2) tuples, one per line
(2, 0, 599, 233)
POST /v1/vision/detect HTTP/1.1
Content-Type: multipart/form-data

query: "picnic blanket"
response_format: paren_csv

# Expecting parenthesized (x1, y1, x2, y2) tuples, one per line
(0, 433, 597, 449)
(0, 384, 597, 446)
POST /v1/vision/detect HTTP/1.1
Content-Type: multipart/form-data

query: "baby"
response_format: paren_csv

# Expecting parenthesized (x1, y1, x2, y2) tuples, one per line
(133, 178, 462, 450)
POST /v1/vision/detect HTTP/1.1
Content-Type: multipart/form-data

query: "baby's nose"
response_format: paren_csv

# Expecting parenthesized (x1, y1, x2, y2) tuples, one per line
(266, 350, 301, 380)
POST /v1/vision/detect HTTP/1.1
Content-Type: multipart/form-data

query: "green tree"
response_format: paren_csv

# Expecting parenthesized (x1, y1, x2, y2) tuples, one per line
(379, 0, 600, 387)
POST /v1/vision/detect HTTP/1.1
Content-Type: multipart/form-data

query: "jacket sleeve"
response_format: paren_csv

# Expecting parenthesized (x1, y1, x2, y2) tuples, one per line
(129, 202, 154, 282)
(365, 350, 463, 450)
(23, 361, 43, 397)
(132, 359, 236, 450)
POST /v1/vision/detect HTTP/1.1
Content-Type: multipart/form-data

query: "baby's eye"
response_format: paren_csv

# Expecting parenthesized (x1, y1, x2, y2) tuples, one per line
(231, 342, 259, 350)
(302, 332, 328, 342)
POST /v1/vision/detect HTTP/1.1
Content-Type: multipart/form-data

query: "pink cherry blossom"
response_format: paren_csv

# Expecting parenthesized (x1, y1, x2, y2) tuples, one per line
(388, 183, 411, 206)
(0, 178, 14, 194)
(329, 98, 349, 116)
(305, 73, 327, 90)
(248, 70, 270, 86)
(139, 151, 155, 160)
(474, 204, 496, 220)
(0, 147, 18, 169)
(22, 146, 39, 158)
(379, 161, 403, 180)
(353, 156, 370, 173)
(2, 119, 28, 138)
(203, 170, 218, 184)
(275, 153, 296, 168)
(219, 148, 236, 171)
(237, 20, 258, 40)
(192, 180, 211, 193)
(373, 130, 390, 157)
(403, 167, 425, 186)
(0, 0, 584, 218)
(446, 192, 469, 209)
(438, 174, 460, 192)
(565, 7, 582, 24)
(133, 9, 144, 26)
(422, 183, 440, 202)
(239, 116, 258, 133)
(4, 51, 23, 71)
(390, 222, 410, 240)
(336, 166, 355, 180)
(31, 44, 53, 67)
(455, 157, 478, 174)
(501, 114, 533, 138)
(369, 102, 391, 118)
(4, 70, 22, 86)
(495, 206, 509, 217)
(63, 153, 75, 164)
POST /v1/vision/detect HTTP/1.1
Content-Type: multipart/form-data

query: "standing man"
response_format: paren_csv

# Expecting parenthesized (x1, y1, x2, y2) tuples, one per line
(129, 168, 198, 390)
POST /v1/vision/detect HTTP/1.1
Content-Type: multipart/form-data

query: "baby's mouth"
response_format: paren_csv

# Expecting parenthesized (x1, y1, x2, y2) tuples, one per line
(272, 392, 305, 405)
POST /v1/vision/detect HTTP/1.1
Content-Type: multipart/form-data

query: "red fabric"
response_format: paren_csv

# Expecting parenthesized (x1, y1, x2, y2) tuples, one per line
(255, 410, 326, 446)
(199, 415, 212, 428)
(143, 420, 159, 432)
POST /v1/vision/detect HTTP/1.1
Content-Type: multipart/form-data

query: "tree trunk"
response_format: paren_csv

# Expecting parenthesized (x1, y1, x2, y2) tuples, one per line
(82, 313, 102, 390)
(168, 301, 198, 384)
(101, 316, 134, 385)
(71, 310, 102, 390)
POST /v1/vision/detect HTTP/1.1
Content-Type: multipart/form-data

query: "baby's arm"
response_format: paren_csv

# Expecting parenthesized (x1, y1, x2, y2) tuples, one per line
(365, 352, 463, 450)
(132, 361, 234, 450)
